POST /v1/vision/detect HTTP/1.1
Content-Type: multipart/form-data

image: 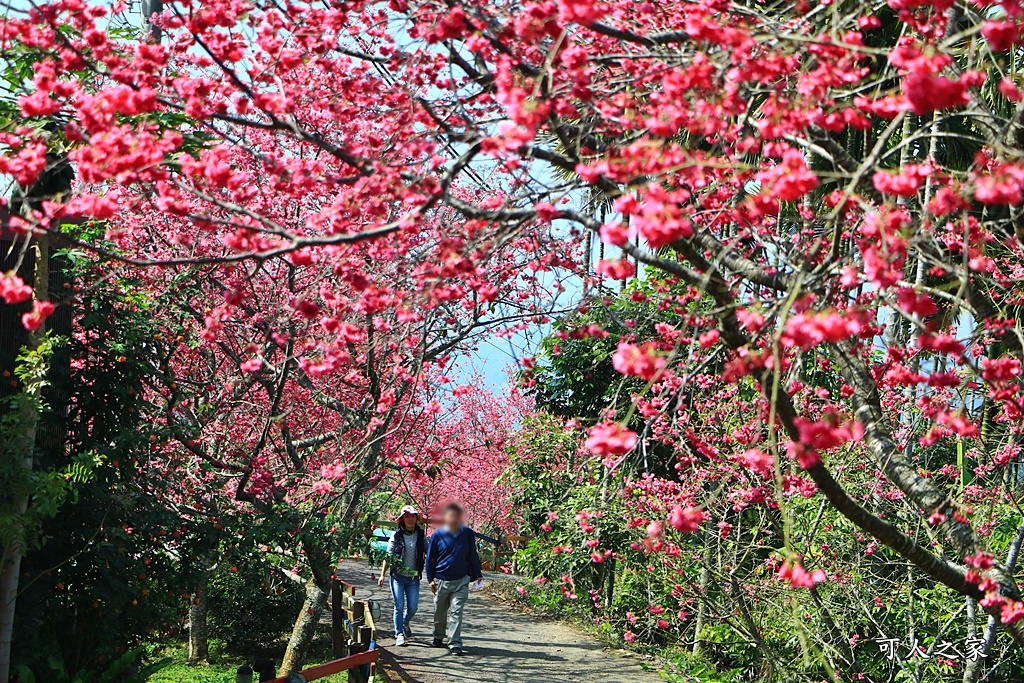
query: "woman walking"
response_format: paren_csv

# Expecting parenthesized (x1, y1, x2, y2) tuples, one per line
(377, 505, 426, 646)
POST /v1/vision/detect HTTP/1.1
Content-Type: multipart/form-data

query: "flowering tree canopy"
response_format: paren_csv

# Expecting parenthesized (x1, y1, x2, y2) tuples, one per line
(11, 0, 1024, 677)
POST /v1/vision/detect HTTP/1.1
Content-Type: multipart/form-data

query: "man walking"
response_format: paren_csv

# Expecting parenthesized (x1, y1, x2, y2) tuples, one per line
(426, 503, 483, 656)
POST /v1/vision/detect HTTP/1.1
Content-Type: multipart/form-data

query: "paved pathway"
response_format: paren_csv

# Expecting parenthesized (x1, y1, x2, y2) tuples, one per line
(334, 558, 663, 683)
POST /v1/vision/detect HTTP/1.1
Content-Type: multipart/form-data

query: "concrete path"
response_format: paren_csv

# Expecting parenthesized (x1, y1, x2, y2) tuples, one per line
(334, 558, 663, 683)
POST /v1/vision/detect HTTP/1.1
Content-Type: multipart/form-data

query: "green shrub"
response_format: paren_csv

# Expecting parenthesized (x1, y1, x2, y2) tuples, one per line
(16, 648, 170, 683)
(207, 560, 304, 653)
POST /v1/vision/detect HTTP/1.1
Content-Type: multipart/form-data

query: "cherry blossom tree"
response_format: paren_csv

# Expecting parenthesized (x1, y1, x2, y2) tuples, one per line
(11, 0, 1024, 678)
(126, 218, 564, 669)
(392, 378, 530, 535)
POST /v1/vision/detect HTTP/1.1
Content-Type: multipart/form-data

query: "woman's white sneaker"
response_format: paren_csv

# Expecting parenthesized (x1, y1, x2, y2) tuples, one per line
(396, 633, 407, 646)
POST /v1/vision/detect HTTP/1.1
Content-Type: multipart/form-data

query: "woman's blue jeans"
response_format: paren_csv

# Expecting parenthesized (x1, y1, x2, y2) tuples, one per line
(390, 574, 419, 636)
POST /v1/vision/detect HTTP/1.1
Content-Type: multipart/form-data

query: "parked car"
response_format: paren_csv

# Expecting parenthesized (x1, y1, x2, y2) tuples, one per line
(368, 526, 393, 564)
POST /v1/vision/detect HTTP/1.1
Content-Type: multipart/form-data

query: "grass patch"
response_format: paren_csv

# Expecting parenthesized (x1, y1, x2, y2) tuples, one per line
(149, 660, 236, 683)
(146, 643, 237, 683)
(145, 651, 233, 679)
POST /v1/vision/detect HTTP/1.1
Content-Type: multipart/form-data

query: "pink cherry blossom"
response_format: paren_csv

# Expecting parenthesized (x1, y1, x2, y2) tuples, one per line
(0, 274, 33, 304)
(585, 423, 637, 458)
(612, 342, 666, 381)
(21, 300, 54, 331)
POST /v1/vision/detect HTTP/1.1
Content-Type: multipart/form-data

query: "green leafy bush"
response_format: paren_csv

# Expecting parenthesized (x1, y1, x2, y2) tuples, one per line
(207, 560, 304, 653)
(13, 286, 200, 680)
(16, 648, 170, 683)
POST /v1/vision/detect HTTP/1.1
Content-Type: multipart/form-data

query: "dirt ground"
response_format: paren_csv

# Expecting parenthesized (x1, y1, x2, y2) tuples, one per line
(334, 558, 665, 683)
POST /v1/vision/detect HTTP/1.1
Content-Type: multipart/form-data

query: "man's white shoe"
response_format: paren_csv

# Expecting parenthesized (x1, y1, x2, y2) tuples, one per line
(396, 633, 407, 646)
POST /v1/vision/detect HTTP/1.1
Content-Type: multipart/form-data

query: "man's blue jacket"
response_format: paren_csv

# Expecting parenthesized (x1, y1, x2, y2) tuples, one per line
(426, 525, 483, 583)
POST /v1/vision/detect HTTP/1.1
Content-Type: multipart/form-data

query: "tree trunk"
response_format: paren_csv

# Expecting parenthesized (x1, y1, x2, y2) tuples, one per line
(189, 575, 210, 663)
(0, 557, 23, 683)
(0, 232, 49, 683)
(140, 0, 163, 40)
(692, 532, 714, 656)
(603, 557, 615, 609)
(280, 578, 330, 675)
(963, 598, 979, 683)
(963, 522, 1024, 683)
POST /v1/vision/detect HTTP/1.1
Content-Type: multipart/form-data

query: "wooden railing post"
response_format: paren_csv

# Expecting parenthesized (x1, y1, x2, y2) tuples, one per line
(252, 659, 276, 683)
(351, 599, 365, 626)
(346, 643, 370, 683)
(347, 662, 370, 683)
(346, 631, 369, 683)
(332, 579, 345, 659)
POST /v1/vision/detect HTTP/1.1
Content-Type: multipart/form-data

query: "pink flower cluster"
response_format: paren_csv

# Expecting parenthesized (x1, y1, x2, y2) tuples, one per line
(757, 148, 818, 203)
(585, 422, 637, 461)
(615, 188, 693, 249)
(612, 341, 666, 381)
(778, 561, 826, 588)
(780, 311, 864, 351)
(0, 274, 33, 305)
(21, 300, 54, 331)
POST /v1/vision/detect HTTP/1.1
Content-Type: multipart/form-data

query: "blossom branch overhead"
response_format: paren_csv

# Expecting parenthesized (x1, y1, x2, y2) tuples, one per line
(10, 0, 1024, 670)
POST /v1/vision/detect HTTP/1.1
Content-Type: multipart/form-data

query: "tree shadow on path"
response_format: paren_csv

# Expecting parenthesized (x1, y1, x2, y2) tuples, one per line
(335, 558, 662, 683)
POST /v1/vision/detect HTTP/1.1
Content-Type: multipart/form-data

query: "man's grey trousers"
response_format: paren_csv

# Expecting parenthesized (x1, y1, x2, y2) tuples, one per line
(433, 575, 470, 648)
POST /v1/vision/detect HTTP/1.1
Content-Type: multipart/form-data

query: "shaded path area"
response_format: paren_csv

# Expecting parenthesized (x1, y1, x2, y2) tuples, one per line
(334, 559, 663, 683)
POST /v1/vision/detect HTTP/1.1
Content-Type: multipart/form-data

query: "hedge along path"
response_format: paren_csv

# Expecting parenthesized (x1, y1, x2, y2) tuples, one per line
(333, 559, 664, 683)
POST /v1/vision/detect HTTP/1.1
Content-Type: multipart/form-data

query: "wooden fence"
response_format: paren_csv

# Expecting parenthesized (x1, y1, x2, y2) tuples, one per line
(240, 579, 378, 683)
(331, 579, 377, 663)
(478, 536, 530, 572)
